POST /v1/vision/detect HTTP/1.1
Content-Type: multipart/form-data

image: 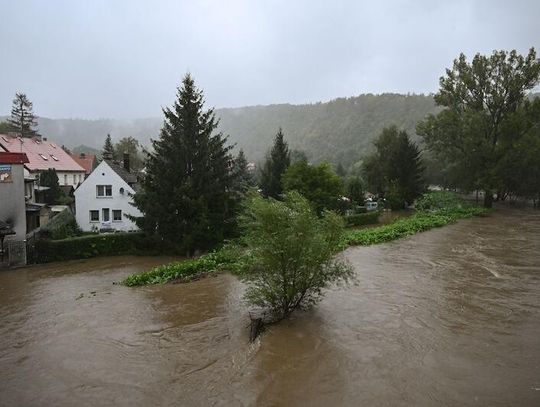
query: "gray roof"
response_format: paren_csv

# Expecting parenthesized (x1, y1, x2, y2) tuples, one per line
(105, 160, 138, 186)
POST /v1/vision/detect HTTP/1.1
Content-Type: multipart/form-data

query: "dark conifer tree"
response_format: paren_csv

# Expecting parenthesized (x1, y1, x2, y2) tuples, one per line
(132, 74, 235, 253)
(260, 128, 290, 199)
(39, 168, 63, 204)
(8, 93, 38, 138)
(102, 134, 115, 160)
(232, 149, 254, 195)
(363, 126, 424, 209)
(336, 162, 347, 178)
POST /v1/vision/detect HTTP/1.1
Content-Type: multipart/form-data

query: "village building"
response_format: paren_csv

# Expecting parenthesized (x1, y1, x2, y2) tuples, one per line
(70, 152, 98, 177)
(0, 134, 86, 187)
(0, 152, 30, 266)
(74, 156, 141, 232)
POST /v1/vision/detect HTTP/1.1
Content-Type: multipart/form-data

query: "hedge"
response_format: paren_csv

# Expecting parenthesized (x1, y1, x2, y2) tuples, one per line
(32, 232, 161, 263)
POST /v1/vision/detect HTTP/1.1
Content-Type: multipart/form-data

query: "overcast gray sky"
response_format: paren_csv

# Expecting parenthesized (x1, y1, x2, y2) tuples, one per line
(1, 0, 539, 119)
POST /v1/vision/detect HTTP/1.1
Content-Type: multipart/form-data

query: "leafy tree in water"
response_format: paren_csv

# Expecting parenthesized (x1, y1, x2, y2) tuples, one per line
(38, 168, 64, 204)
(282, 161, 343, 213)
(8, 93, 38, 137)
(417, 48, 540, 207)
(132, 74, 236, 253)
(363, 126, 425, 209)
(102, 134, 116, 160)
(240, 191, 353, 321)
(260, 128, 290, 199)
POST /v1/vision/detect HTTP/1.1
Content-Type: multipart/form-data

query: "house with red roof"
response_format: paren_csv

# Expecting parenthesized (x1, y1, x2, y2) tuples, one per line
(70, 152, 97, 176)
(0, 134, 86, 187)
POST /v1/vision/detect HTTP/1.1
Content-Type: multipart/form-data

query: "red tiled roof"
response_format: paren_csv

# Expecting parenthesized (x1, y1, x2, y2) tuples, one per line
(70, 153, 97, 175)
(0, 152, 29, 164)
(0, 134, 85, 173)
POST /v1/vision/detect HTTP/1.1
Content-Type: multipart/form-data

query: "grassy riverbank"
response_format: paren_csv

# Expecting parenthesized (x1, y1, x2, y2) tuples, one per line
(123, 193, 489, 286)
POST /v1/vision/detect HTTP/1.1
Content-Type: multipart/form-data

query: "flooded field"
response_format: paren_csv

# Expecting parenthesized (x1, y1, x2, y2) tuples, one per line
(1, 209, 539, 406)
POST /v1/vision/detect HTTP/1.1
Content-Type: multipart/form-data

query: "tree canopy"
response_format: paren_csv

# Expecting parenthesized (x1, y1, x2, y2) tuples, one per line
(132, 74, 236, 253)
(282, 161, 343, 213)
(239, 191, 352, 320)
(417, 48, 540, 207)
(363, 126, 425, 209)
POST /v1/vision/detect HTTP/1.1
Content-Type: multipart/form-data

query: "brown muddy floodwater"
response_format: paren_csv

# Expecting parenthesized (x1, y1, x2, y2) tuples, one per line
(1, 209, 540, 406)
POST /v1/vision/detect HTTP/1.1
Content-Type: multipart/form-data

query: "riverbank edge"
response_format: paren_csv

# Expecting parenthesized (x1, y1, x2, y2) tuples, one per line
(122, 205, 489, 287)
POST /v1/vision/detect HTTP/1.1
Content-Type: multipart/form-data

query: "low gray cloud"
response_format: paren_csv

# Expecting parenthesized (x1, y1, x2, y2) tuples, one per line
(1, 0, 538, 118)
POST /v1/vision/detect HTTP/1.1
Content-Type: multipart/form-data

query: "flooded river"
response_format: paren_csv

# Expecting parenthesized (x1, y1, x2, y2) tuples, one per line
(1, 209, 539, 406)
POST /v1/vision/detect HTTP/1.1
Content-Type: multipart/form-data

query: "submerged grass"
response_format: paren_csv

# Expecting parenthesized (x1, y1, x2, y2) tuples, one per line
(343, 205, 488, 246)
(123, 193, 489, 286)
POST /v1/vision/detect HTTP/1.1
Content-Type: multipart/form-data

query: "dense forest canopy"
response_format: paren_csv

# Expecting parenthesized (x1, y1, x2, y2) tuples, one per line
(1, 93, 439, 166)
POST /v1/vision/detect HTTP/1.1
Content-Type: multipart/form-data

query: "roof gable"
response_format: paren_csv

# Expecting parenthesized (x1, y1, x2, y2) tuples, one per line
(75, 160, 136, 196)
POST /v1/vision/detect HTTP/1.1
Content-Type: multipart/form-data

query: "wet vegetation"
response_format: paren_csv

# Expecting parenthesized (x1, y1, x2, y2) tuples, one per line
(123, 192, 486, 287)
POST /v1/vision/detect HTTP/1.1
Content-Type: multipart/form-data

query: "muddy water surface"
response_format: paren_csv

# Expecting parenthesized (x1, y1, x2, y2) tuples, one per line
(1, 209, 539, 406)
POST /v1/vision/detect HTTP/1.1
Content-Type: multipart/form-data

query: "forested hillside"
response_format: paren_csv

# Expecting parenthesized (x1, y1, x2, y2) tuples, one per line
(2, 93, 438, 166)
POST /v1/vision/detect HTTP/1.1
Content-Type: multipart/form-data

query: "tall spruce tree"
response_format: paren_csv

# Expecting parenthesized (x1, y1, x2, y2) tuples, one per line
(232, 149, 254, 195)
(363, 126, 424, 209)
(132, 74, 235, 253)
(260, 128, 290, 199)
(102, 134, 115, 160)
(8, 93, 38, 138)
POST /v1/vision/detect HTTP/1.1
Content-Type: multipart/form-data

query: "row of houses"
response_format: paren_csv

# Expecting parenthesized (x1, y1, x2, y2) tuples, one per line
(0, 133, 141, 266)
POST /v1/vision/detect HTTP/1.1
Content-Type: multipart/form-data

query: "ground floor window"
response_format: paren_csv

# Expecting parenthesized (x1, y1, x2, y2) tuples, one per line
(90, 210, 99, 222)
(113, 210, 122, 221)
(102, 208, 110, 222)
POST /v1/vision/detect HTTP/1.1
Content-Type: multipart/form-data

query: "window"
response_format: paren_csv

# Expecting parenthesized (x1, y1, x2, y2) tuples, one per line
(102, 208, 110, 222)
(113, 210, 122, 221)
(39, 153, 48, 160)
(50, 155, 59, 161)
(64, 174, 67, 184)
(89, 210, 99, 222)
(96, 185, 112, 197)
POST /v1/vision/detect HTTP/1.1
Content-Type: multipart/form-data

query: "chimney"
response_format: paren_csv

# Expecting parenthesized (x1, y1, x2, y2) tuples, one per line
(123, 153, 130, 173)
(42, 137, 47, 142)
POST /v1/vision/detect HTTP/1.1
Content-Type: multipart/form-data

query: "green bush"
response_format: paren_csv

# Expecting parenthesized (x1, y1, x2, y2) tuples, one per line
(33, 232, 162, 263)
(344, 210, 380, 227)
(40, 209, 81, 240)
(415, 191, 461, 211)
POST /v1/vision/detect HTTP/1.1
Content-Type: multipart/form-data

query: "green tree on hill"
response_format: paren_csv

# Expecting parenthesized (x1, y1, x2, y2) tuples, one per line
(417, 48, 540, 207)
(132, 74, 236, 253)
(102, 134, 116, 160)
(260, 128, 290, 199)
(8, 93, 38, 138)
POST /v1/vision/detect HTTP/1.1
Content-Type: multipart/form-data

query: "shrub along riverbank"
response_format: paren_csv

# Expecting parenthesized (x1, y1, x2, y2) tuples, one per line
(123, 192, 489, 286)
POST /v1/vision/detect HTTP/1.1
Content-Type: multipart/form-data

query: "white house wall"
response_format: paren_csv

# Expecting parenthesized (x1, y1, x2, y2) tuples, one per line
(74, 161, 141, 232)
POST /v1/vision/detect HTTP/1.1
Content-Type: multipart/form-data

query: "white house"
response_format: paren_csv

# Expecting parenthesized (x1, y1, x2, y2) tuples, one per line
(75, 159, 141, 232)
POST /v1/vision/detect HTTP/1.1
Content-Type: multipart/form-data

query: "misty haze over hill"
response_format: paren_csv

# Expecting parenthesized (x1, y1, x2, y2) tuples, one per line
(4, 93, 438, 167)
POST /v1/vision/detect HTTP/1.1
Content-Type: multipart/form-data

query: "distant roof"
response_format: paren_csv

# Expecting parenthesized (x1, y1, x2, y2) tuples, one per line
(0, 152, 29, 164)
(70, 153, 97, 174)
(105, 160, 138, 185)
(0, 134, 85, 173)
